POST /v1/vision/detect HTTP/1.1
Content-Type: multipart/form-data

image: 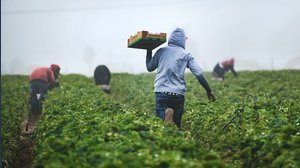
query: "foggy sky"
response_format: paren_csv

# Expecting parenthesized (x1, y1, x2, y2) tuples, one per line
(1, 0, 300, 76)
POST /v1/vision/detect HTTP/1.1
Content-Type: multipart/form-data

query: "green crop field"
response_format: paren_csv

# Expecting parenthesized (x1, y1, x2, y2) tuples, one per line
(1, 70, 300, 168)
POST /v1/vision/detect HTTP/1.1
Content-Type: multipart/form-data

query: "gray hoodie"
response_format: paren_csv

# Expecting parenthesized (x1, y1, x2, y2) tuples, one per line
(146, 28, 211, 95)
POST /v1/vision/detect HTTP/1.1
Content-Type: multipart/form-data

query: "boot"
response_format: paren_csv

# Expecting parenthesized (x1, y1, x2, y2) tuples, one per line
(25, 112, 38, 134)
(26, 121, 36, 134)
(21, 119, 36, 135)
(164, 108, 174, 123)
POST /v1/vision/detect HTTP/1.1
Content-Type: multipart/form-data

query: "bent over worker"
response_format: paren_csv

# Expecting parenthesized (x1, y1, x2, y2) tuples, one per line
(145, 27, 216, 128)
(26, 64, 60, 132)
(212, 58, 238, 81)
(94, 65, 111, 94)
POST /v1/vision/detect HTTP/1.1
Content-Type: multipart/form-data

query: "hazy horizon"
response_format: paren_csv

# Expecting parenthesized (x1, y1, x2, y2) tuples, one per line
(2, 0, 300, 76)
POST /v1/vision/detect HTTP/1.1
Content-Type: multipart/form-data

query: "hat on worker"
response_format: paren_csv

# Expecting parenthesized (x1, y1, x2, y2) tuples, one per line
(50, 64, 60, 74)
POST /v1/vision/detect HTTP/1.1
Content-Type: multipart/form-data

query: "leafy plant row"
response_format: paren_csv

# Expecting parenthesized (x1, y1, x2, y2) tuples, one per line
(110, 70, 300, 168)
(1, 75, 29, 166)
(32, 74, 224, 167)
(183, 70, 300, 167)
(2, 70, 299, 168)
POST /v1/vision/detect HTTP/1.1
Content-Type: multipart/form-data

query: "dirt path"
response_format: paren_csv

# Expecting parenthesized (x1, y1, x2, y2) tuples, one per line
(10, 120, 37, 168)
(10, 133, 34, 168)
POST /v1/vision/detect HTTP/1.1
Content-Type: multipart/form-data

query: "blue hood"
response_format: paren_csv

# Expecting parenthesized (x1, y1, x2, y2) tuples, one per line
(168, 28, 186, 49)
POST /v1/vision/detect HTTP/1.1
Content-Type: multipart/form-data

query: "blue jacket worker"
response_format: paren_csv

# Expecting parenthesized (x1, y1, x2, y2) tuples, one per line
(145, 27, 216, 128)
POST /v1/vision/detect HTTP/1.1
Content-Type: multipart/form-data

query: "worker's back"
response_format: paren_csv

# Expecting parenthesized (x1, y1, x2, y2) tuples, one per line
(94, 65, 111, 85)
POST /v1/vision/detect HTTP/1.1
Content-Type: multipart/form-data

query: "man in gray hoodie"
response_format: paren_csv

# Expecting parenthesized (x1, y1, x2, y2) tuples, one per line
(146, 27, 216, 128)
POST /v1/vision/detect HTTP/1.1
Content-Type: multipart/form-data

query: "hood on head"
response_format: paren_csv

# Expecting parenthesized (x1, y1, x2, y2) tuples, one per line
(168, 28, 186, 49)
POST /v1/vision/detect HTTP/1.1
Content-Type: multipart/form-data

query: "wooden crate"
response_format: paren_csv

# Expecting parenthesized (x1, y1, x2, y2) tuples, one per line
(128, 31, 167, 50)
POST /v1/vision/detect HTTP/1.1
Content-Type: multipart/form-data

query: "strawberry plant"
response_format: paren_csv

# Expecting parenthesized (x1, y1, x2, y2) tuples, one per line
(1, 75, 29, 166)
(2, 70, 299, 167)
(111, 70, 300, 167)
(31, 74, 223, 167)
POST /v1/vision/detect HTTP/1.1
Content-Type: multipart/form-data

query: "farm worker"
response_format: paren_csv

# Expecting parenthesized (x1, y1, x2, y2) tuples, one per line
(28, 64, 60, 126)
(145, 27, 216, 128)
(94, 65, 111, 94)
(212, 58, 238, 81)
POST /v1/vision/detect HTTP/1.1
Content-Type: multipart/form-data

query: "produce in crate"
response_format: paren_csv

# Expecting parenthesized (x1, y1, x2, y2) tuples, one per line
(128, 31, 167, 50)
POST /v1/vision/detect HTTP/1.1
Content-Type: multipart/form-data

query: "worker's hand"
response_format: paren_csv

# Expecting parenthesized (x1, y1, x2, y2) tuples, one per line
(207, 92, 216, 102)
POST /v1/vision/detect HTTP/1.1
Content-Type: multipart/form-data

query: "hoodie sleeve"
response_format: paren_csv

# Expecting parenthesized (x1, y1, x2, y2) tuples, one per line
(230, 66, 238, 76)
(187, 55, 212, 93)
(146, 49, 160, 72)
(47, 68, 56, 88)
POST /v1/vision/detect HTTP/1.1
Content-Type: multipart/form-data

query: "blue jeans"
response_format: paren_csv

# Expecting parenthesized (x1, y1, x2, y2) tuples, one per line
(155, 92, 184, 128)
(29, 79, 49, 114)
(213, 63, 225, 79)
